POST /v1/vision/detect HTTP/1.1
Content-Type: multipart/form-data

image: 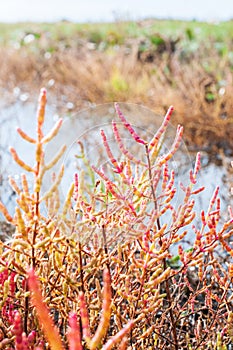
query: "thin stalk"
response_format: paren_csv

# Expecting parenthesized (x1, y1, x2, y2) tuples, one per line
(129, 251, 150, 346)
(78, 241, 85, 341)
(102, 194, 112, 281)
(78, 242, 85, 294)
(32, 191, 40, 269)
(25, 151, 41, 334)
(23, 279, 29, 334)
(145, 144, 161, 233)
(102, 224, 111, 276)
(145, 144, 179, 350)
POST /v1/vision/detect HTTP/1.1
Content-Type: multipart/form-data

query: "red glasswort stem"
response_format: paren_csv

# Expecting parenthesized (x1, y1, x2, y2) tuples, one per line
(145, 143, 178, 350)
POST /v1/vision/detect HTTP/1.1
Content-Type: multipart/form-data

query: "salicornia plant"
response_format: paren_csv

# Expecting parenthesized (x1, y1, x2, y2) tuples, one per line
(0, 89, 232, 349)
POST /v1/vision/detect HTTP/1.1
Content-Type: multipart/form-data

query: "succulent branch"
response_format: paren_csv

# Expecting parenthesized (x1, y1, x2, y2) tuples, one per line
(0, 90, 232, 349)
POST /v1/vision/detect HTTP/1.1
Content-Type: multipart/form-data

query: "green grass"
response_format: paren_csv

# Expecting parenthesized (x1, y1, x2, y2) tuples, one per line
(0, 19, 232, 47)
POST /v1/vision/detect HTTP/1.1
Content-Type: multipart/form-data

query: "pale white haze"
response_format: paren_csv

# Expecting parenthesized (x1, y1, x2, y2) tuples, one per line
(0, 0, 232, 22)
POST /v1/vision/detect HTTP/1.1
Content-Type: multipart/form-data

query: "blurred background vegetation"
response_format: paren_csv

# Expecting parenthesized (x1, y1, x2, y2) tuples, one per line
(0, 19, 232, 156)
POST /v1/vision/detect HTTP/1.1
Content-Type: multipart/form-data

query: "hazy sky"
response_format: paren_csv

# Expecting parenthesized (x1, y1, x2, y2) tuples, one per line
(0, 0, 232, 22)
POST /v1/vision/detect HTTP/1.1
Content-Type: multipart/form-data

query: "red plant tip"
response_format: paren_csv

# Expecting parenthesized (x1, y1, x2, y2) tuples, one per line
(69, 311, 77, 322)
(27, 268, 65, 350)
(79, 291, 91, 341)
(148, 105, 174, 152)
(40, 88, 47, 96)
(13, 311, 25, 349)
(28, 330, 37, 345)
(38, 88, 47, 104)
(13, 311, 22, 335)
(114, 102, 147, 145)
(228, 206, 233, 219)
(27, 267, 34, 278)
(193, 152, 201, 177)
(67, 312, 83, 350)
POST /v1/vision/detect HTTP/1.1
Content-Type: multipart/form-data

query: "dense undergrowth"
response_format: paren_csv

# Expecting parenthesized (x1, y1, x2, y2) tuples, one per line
(0, 89, 233, 349)
(0, 19, 233, 153)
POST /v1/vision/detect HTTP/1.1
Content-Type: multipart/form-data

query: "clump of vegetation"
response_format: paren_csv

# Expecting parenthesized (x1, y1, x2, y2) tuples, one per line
(0, 89, 233, 349)
(0, 19, 233, 154)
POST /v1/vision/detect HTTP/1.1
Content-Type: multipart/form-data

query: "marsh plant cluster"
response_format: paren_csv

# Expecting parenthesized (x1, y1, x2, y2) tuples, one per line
(0, 89, 233, 349)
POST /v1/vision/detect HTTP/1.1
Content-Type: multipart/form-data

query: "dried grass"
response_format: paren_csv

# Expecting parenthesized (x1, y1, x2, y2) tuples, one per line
(0, 36, 232, 153)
